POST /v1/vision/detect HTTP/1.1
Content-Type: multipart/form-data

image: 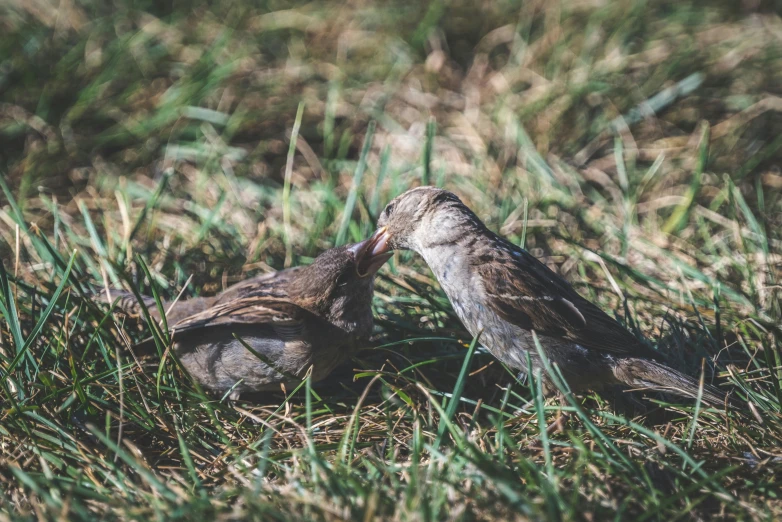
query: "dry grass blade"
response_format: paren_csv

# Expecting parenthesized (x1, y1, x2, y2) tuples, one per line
(1, 1, 781, 520)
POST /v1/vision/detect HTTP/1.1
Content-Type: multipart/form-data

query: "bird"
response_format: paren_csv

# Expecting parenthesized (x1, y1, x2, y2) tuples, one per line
(369, 186, 729, 407)
(103, 238, 393, 396)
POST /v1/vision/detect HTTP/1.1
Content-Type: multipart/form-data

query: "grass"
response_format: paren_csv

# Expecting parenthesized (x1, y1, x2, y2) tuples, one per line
(1, 0, 782, 520)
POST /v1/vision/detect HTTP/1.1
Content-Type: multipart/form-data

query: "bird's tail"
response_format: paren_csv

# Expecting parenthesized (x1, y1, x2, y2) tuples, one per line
(613, 358, 730, 408)
(96, 290, 213, 357)
(96, 290, 217, 324)
(96, 290, 163, 321)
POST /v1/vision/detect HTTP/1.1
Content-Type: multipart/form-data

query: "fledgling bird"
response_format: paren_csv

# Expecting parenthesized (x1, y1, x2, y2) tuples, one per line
(105, 238, 392, 395)
(370, 187, 728, 406)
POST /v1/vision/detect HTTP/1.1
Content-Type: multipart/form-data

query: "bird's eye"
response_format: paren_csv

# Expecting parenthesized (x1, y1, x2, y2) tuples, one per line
(383, 202, 396, 217)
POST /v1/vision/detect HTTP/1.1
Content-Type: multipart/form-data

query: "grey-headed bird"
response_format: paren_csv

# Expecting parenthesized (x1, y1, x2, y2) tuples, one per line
(369, 187, 728, 406)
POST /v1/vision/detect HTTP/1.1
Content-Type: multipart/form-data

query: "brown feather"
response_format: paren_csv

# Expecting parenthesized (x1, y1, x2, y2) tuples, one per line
(100, 240, 390, 395)
(473, 234, 660, 359)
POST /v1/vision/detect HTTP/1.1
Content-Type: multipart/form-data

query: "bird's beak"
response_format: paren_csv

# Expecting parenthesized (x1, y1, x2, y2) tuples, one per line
(351, 227, 393, 278)
(368, 226, 391, 257)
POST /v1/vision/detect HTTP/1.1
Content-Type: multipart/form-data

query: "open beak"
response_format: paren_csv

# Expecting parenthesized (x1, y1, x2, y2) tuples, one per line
(351, 227, 393, 278)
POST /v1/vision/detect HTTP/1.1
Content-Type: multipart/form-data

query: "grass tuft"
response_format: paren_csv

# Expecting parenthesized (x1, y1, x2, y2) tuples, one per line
(1, 1, 782, 520)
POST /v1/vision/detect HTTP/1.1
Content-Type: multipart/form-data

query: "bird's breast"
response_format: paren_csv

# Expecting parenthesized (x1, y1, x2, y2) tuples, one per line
(421, 246, 490, 335)
(420, 244, 533, 366)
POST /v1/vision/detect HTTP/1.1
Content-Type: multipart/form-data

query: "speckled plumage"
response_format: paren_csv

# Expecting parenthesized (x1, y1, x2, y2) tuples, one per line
(106, 240, 391, 395)
(372, 187, 728, 406)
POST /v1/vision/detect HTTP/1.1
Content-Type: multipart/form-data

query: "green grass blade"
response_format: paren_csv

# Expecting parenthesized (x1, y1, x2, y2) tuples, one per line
(337, 120, 376, 245)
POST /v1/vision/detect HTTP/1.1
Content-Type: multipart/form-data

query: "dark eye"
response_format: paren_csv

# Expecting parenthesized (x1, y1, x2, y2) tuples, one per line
(383, 202, 396, 217)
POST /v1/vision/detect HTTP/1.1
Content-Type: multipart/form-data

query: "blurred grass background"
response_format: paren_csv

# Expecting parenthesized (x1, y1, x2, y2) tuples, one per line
(1, 0, 782, 520)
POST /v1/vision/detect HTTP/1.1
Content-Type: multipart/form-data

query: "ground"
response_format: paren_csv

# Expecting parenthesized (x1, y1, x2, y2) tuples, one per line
(1, 1, 781, 520)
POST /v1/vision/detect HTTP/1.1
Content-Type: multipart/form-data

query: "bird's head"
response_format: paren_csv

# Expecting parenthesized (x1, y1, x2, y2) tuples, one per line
(370, 186, 483, 255)
(290, 238, 392, 328)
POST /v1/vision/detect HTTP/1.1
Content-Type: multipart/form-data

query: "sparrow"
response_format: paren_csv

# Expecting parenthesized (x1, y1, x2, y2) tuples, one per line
(104, 238, 392, 396)
(369, 187, 728, 406)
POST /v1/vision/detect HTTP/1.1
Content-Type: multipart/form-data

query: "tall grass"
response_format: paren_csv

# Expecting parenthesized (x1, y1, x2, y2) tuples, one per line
(1, 0, 781, 519)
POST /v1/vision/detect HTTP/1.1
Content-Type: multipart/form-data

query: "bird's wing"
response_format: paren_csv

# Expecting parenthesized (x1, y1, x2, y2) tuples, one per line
(475, 241, 657, 358)
(213, 267, 302, 304)
(170, 296, 316, 341)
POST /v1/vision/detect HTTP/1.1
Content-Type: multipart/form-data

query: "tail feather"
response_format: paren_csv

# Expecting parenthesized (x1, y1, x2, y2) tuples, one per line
(97, 290, 215, 324)
(97, 291, 163, 320)
(614, 358, 730, 408)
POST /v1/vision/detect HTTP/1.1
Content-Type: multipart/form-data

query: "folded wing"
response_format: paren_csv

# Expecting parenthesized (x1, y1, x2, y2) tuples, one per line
(476, 239, 659, 359)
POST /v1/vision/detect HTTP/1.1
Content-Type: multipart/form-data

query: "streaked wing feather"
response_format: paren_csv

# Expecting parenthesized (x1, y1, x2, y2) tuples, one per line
(171, 297, 308, 340)
(478, 242, 655, 358)
(213, 267, 301, 304)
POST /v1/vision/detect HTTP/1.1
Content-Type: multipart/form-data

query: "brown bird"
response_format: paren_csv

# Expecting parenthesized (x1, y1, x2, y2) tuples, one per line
(105, 238, 392, 396)
(370, 187, 728, 406)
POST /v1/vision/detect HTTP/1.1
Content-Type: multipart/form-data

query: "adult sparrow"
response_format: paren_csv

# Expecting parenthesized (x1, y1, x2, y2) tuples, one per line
(105, 239, 392, 396)
(370, 187, 728, 406)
